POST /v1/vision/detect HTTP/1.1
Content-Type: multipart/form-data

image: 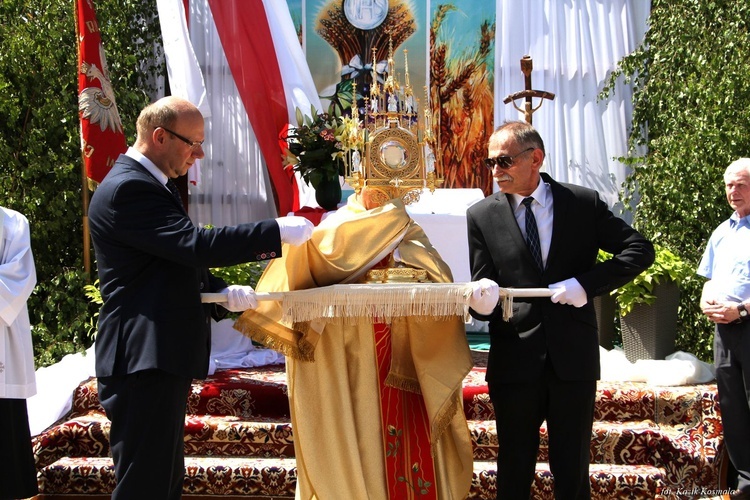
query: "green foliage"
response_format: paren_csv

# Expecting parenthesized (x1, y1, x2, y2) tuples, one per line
(0, 0, 165, 367)
(603, 246, 692, 317)
(601, 0, 750, 361)
(210, 261, 267, 289)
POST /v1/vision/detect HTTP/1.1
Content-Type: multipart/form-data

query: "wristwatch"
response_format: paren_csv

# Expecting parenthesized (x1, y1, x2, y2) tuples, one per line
(738, 303, 748, 322)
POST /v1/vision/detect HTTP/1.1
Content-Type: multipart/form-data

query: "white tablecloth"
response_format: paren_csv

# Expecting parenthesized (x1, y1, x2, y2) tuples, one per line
(406, 188, 485, 284)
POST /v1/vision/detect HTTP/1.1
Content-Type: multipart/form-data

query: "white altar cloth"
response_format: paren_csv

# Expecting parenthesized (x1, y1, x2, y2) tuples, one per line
(405, 188, 485, 284)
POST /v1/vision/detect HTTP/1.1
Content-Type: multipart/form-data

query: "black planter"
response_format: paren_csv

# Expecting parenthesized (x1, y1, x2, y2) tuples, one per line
(620, 281, 680, 362)
(314, 176, 342, 211)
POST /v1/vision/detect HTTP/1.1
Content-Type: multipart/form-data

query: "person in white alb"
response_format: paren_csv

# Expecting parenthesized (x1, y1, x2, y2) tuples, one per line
(0, 206, 39, 499)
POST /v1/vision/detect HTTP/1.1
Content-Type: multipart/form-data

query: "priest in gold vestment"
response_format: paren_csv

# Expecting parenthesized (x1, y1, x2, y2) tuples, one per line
(235, 192, 474, 499)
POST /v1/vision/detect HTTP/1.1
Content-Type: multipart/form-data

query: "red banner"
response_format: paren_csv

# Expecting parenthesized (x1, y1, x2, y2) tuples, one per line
(206, 0, 298, 215)
(76, 0, 126, 184)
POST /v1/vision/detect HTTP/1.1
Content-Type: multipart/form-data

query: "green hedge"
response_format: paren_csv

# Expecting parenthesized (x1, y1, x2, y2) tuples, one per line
(603, 0, 750, 361)
(0, 0, 164, 367)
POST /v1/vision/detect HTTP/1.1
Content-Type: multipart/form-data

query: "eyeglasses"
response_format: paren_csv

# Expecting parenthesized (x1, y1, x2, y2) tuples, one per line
(158, 126, 204, 150)
(483, 147, 535, 170)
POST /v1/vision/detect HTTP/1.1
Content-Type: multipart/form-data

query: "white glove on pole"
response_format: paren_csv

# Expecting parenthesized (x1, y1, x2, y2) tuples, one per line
(219, 285, 259, 312)
(548, 278, 587, 307)
(275, 216, 314, 246)
(469, 278, 500, 315)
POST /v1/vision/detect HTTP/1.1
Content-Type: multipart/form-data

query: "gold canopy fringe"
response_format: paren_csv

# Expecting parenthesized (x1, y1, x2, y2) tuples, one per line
(276, 283, 474, 324)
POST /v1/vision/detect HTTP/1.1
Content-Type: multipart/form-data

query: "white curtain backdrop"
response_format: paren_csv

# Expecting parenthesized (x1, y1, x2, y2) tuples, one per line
(494, 0, 650, 216)
(186, 0, 277, 227)
(179, 0, 650, 225)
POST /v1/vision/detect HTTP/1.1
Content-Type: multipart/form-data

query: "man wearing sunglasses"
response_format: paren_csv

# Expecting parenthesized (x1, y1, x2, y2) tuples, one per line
(466, 120, 654, 499)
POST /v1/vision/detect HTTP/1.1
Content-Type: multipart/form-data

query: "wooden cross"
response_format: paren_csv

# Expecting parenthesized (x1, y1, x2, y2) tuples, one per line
(503, 55, 555, 124)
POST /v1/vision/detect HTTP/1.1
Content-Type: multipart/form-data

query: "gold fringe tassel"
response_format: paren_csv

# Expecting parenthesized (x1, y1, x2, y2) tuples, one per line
(278, 283, 473, 324)
(430, 390, 461, 454)
(384, 372, 422, 394)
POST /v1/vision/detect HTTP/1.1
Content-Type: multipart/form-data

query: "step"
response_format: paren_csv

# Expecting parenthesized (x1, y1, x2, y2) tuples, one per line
(38, 456, 298, 497)
(66, 372, 720, 426)
(36, 410, 723, 490)
(470, 460, 671, 500)
(37, 455, 672, 499)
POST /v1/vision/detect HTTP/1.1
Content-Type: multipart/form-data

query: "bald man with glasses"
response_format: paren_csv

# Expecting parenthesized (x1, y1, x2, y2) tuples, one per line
(466, 121, 654, 499)
(89, 96, 313, 499)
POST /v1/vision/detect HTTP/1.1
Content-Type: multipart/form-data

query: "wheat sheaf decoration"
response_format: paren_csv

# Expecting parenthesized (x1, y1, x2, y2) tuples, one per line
(315, 0, 416, 67)
(429, 5, 496, 195)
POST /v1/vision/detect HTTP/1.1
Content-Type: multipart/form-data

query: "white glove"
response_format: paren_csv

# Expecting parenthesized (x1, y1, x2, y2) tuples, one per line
(275, 216, 314, 246)
(469, 278, 500, 315)
(219, 285, 259, 312)
(549, 278, 587, 308)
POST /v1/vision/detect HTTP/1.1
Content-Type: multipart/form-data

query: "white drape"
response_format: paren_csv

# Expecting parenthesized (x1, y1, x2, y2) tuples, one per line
(179, 0, 650, 224)
(186, 0, 277, 227)
(494, 0, 650, 215)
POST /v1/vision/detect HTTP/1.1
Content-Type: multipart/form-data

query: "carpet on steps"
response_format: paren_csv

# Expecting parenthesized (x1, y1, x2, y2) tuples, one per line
(33, 360, 726, 498)
(38, 456, 676, 499)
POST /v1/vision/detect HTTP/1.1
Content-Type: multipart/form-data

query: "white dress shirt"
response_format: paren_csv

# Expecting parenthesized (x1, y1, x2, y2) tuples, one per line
(510, 180, 553, 268)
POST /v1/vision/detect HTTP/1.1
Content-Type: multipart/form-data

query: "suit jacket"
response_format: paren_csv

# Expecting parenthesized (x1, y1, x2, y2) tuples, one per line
(89, 154, 282, 380)
(467, 173, 654, 384)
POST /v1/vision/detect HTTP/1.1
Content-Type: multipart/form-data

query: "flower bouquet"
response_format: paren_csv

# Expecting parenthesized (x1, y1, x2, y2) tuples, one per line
(282, 106, 363, 209)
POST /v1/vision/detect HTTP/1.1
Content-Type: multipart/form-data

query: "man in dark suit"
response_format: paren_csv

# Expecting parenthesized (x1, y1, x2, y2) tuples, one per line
(466, 121, 654, 499)
(88, 96, 313, 500)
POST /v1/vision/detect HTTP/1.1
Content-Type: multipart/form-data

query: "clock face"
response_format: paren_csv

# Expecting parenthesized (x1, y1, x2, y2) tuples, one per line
(343, 0, 389, 30)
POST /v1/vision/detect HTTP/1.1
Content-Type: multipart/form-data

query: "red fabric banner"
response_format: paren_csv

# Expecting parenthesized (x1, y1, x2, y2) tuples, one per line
(206, 0, 297, 215)
(76, 0, 126, 184)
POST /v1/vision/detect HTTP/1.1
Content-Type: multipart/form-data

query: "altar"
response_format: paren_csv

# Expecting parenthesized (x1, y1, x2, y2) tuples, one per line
(404, 188, 485, 283)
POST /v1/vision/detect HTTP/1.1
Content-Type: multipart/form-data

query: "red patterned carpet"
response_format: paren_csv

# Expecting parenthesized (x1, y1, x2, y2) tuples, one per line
(32, 349, 727, 499)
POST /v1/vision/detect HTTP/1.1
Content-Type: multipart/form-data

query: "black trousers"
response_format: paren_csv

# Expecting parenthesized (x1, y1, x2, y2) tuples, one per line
(715, 320, 750, 494)
(0, 398, 38, 499)
(98, 370, 193, 500)
(489, 360, 596, 500)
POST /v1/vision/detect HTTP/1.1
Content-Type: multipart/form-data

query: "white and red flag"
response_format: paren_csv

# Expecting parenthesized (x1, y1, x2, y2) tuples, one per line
(76, 0, 127, 185)
(159, 0, 320, 215)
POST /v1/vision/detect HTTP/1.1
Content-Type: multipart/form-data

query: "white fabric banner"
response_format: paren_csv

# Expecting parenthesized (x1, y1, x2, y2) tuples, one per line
(260, 0, 322, 211)
(157, 0, 211, 187)
(159, 0, 324, 224)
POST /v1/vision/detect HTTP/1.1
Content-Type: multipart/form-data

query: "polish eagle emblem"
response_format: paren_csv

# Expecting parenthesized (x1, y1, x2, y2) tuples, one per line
(78, 46, 123, 134)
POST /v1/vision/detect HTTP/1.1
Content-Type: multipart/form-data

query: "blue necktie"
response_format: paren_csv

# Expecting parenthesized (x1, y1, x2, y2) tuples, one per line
(522, 197, 543, 271)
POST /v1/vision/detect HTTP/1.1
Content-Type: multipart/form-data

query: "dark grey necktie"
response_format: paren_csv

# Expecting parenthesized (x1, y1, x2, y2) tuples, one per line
(522, 197, 543, 271)
(166, 179, 183, 208)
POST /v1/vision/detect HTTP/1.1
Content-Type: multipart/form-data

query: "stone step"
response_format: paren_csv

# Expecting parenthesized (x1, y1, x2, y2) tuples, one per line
(37, 455, 672, 499)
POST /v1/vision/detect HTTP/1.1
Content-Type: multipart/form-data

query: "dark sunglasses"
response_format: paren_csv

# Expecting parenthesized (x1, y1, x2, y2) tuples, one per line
(157, 126, 204, 150)
(483, 147, 534, 170)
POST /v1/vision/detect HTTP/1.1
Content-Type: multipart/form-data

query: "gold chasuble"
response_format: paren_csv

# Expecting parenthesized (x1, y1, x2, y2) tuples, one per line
(235, 197, 473, 499)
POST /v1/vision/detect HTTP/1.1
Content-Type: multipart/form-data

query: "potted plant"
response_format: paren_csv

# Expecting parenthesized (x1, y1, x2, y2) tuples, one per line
(281, 105, 363, 210)
(607, 244, 692, 362)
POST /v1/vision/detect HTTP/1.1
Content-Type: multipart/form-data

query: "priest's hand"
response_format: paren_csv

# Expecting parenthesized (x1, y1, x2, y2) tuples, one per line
(275, 216, 314, 246)
(469, 278, 500, 315)
(219, 285, 259, 312)
(549, 278, 587, 307)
